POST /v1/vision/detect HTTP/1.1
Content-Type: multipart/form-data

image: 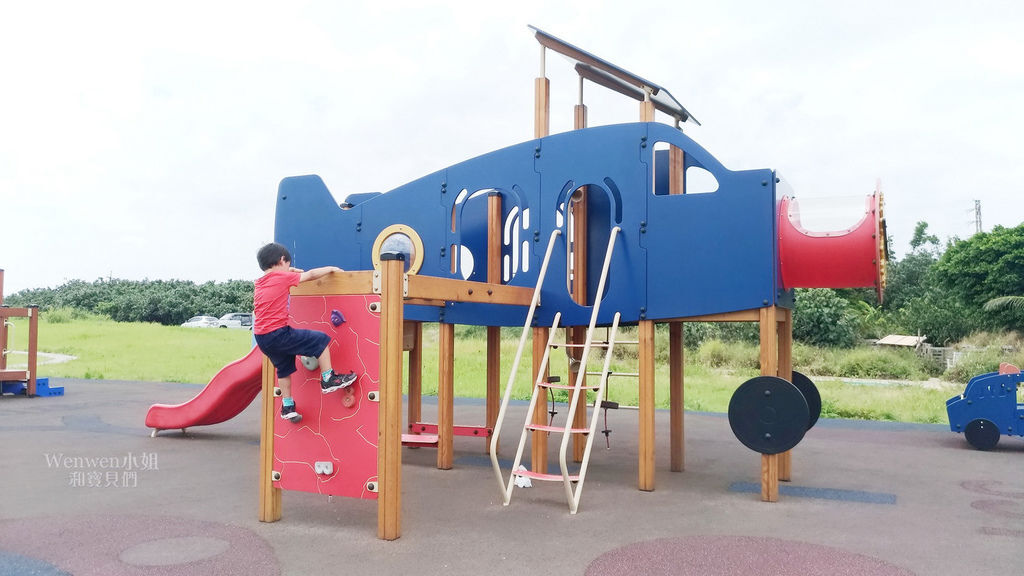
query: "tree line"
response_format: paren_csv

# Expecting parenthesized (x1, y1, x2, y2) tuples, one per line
(6, 279, 253, 326)
(6, 221, 1023, 341)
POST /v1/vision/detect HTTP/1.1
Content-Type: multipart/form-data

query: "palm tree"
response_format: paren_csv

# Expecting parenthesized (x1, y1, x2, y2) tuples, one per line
(983, 296, 1024, 312)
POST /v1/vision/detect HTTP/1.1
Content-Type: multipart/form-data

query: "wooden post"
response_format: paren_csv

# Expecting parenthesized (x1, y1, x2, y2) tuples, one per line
(640, 91, 655, 122)
(378, 254, 404, 540)
(486, 193, 502, 451)
(778, 308, 794, 482)
(26, 306, 38, 396)
(0, 269, 6, 373)
(759, 306, 779, 502)
(438, 322, 455, 470)
(258, 356, 282, 522)
(638, 320, 655, 491)
(407, 322, 422, 434)
(669, 322, 684, 472)
(531, 326, 549, 474)
(569, 99, 589, 463)
(668, 141, 686, 468)
(568, 325, 587, 463)
(669, 146, 686, 196)
(530, 46, 551, 474)
(535, 78, 550, 138)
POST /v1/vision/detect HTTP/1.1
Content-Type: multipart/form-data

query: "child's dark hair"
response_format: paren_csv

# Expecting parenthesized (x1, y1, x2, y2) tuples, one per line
(257, 243, 291, 271)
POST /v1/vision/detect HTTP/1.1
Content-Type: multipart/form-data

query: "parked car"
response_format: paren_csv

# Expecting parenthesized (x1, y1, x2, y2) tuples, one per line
(181, 315, 220, 328)
(218, 313, 254, 329)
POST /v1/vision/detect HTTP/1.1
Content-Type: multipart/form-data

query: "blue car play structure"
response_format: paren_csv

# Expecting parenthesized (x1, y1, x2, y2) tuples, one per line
(946, 363, 1024, 450)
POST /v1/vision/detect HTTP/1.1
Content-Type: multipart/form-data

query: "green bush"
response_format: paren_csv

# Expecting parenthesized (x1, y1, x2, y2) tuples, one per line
(943, 349, 1005, 383)
(835, 348, 915, 379)
(793, 289, 858, 348)
(694, 339, 759, 370)
(42, 307, 106, 324)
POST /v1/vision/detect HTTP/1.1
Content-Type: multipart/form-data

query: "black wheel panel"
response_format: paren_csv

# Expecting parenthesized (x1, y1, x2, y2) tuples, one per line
(728, 376, 809, 455)
(790, 370, 822, 430)
(964, 418, 1000, 451)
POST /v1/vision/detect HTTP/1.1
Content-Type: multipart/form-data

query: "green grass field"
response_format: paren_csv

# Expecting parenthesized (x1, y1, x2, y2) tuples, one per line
(5, 314, 961, 424)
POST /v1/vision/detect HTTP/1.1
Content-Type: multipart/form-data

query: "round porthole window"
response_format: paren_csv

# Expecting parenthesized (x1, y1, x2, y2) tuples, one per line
(371, 224, 424, 274)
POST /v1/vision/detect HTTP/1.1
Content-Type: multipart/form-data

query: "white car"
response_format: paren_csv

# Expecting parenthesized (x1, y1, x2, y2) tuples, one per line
(182, 315, 220, 328)
(218, 313, 254, 329)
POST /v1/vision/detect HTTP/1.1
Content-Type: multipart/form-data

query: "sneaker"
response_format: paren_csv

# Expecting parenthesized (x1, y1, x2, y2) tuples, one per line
(321, 371, 357, 393)
(280, 404, 302, 422)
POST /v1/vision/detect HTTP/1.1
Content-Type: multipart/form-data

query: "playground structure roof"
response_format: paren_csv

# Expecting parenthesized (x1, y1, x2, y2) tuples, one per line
(529, 25, 700, 126)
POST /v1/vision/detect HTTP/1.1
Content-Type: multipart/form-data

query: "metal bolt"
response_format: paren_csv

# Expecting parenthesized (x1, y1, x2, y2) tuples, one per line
(764, 390, 771, 396)
(764, 433, 772, 440)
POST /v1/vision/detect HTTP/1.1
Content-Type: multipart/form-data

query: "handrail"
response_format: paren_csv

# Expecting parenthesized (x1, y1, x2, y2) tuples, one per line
(558, 226, 621, 511)
(490, 229, 563, 500)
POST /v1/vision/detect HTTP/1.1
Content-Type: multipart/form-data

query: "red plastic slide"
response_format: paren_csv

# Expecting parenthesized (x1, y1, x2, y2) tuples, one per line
(145, 347, 264, 433)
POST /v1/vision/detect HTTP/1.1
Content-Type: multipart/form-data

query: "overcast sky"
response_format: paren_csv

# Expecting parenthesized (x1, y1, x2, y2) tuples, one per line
(2, 1, 1022, 295)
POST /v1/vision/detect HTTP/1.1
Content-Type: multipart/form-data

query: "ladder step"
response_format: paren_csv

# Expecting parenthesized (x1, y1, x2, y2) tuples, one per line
(585, 371, 640, 377)
(513, 469, 579, 482)
(525, 423, 590, 434)
(559, 340, 640, 346)
(539, 382, 600, 391)
(401, 433, 439, 446)
(557, 342, 611, 349)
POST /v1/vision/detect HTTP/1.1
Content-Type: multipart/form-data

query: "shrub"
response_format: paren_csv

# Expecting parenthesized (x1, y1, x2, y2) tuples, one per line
(835, 348, 915, 379)
(793, 289, 858, 348)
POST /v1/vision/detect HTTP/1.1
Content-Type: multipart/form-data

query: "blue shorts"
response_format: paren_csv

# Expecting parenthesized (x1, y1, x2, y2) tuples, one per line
(255, 326, 331, 378)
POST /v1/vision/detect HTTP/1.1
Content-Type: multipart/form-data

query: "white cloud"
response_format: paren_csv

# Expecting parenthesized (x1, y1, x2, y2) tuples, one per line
(2, 0, 1022, 293)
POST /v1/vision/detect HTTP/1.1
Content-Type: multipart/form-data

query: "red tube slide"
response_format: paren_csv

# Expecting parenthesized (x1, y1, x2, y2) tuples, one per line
(778, 192, 887, 301)
(145, 347, 264, 433)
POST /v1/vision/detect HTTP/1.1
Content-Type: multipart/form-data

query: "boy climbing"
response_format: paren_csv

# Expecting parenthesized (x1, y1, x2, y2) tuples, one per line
(253, 242, 356, 422)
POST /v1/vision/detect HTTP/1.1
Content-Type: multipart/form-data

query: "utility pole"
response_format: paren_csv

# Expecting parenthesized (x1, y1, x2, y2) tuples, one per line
(973, 200, 982, 234)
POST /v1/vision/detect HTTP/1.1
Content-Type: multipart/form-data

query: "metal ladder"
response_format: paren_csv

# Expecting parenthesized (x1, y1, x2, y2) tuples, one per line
(492, 226, 628, 513)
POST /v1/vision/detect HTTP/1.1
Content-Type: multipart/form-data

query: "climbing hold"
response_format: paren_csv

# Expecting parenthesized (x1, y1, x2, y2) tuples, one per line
(331, 310, 345, 326)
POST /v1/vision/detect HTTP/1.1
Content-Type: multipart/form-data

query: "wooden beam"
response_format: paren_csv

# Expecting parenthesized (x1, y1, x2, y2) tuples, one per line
(438, 322, 455, 470)
(531, 326, 549, 474)
(290, 271, 375, 296)
(405, 276, 532, 306)
(378, 255, 404, 540)
(759, 306, 779, 502)
(638, 320, 656, 491)
(669, 322, 684, 472)
(258, 355, 281, 522)
(666, 310, 761, 323)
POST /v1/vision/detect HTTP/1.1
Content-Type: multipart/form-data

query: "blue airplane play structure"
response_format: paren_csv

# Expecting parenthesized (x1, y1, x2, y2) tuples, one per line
(264, 27, 889, 523)
(275, 118, 884, 329)
(947, 363, 1024, 450)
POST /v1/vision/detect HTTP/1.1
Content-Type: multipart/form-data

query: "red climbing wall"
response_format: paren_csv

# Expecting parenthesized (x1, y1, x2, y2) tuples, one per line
(273, 294, 380, 500)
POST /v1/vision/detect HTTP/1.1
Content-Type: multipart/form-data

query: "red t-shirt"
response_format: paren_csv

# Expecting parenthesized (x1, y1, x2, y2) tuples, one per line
(253, 270, 301, 335)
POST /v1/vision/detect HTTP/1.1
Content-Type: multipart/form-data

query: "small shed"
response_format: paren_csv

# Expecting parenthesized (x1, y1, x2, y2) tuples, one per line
(875, 334, 927, 349)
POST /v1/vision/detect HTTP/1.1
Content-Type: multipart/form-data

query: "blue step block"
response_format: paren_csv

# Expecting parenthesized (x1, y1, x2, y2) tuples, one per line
(35, 378, 64, 396)
(1, 378, 63, 396)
